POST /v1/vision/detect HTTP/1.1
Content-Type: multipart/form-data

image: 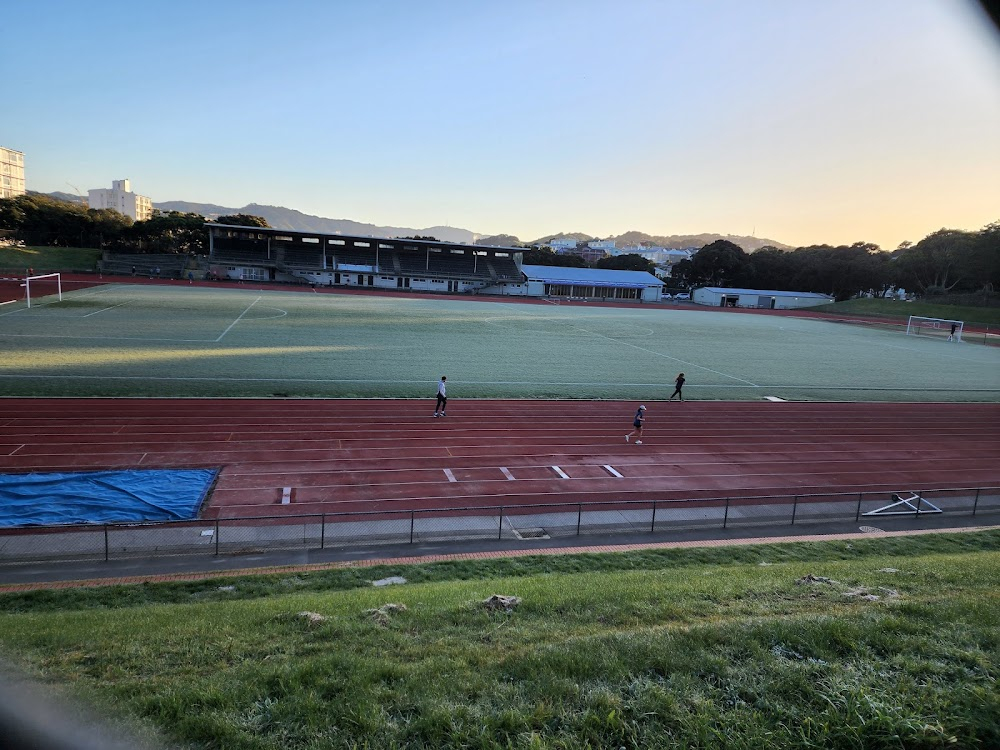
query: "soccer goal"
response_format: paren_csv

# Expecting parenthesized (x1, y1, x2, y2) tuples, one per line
(905, 315, 963, 342)
(22, 272, 63, 308)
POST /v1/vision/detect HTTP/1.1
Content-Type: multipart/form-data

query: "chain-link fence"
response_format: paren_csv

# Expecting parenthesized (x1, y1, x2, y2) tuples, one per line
(1, 486, 997, 564)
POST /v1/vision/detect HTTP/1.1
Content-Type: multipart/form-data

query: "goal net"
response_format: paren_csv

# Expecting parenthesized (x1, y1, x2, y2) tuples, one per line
(905, 315, 963, 342)
(23, 272, 63, 308)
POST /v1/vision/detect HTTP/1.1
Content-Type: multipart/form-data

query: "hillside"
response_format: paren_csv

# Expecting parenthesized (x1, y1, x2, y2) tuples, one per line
(33, 192, 791, 251)
(1, 531, 997, 749)
(153, 201, 477, 244)
(535, 230, 791, 253)
(33, 193, 791, 251)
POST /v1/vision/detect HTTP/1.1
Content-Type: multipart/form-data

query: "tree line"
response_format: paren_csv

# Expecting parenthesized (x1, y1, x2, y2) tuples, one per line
(1, 193, 996, 301)
(526, 225, 998, 301)
(669, 227, 998, 300)
(0, 194, 268, 255)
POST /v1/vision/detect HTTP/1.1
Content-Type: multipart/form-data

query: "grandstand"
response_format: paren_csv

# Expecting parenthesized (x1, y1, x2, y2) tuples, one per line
(100, 225, 664, 300)
(203, 224, 526, 294)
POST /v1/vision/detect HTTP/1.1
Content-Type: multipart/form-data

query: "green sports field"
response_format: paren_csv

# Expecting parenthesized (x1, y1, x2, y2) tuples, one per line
(2, 283, 998, 401)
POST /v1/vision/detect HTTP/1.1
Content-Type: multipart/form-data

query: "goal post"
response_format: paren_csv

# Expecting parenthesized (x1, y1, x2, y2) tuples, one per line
(22, 272, 62, 308)
(905, 315, 963, 342)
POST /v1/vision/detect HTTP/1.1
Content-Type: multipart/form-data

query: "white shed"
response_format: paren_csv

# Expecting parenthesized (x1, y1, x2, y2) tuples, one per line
(692, 287, 834, 309)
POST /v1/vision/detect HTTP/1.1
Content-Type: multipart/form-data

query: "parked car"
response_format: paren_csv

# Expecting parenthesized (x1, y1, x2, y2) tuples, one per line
(662, 293, 673, 300)
(674, 292, 691, 301)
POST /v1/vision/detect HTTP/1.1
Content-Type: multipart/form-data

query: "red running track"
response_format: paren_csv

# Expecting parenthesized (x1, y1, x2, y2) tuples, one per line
(1, 399, 998, 521)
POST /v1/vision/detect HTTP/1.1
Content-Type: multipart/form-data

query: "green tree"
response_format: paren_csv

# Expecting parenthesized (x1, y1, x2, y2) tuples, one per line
(688, 240, 752, 287)
(215, 214, 270, 228)
(127, 211, 208, 254)
(893, 229, 979, 293)
(594, 254, 654, 273)
(522, 246, 588, 267)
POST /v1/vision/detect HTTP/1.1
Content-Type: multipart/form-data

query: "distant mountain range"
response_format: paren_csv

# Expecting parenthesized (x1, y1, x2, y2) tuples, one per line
(38, 192, 789, 252)
(154, 201, 480, 245)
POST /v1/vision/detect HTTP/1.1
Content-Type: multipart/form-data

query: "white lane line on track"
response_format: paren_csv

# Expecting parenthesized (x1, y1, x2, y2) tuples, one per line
(603, 464, 624, 478)
(500, 467, 516, 481)
(443, 468, 457, 482)
(552, 465, 569, 479)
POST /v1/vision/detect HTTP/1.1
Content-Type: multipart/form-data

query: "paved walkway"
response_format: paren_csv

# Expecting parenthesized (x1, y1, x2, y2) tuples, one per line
(2, 521, 996, 593)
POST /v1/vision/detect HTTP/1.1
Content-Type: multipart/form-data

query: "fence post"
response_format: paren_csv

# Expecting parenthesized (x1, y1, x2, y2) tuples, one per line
(790, 495, 798, 526)
(576, 504, 582, 536)
(972, 488, 980, 517)
(723, 498, 730, 529)
(104, 525, 109, 562)
(650, 500, 657, 533)
(320, 513, 326, 549)
(855, 492, 863, 522)
(214, 518, 219, 556)
(498, 506, 504, 540)
(409, 512, 415, 544)
(915, 490, 923, 519)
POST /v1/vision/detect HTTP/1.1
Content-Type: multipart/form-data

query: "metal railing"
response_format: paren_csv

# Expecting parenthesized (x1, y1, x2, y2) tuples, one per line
(0, 486, 997, 564)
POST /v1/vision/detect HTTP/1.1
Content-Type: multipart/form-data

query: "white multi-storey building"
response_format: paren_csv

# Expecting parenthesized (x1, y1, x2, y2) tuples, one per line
(550, 238, 579, 253)
(88, 179, 153, 221)
(588, 239, 616, 251)
(0, 147, 26, 199)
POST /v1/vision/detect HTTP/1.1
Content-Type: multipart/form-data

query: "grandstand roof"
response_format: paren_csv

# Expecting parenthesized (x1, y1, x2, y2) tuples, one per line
(205, 224, 525, 253)
(521, 265, 664, 289)
(698, 287, 833, 299)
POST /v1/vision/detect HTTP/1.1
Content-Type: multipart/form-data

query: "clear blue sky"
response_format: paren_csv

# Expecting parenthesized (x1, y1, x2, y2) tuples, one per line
(4, 0, 999, 248)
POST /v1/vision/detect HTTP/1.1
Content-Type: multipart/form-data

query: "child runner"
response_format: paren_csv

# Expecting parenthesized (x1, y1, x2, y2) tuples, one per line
(669, 372, 685, 401)
(434, 376, 447, 417)
(625, 405, 646, 444)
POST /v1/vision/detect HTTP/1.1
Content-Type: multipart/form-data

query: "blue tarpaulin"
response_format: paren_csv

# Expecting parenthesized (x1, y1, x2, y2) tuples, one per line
(0, 469, 218, 527)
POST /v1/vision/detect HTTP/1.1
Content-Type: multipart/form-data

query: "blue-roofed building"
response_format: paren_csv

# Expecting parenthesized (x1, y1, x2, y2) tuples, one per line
(517, 265, 664, 302)
(692, 287, 834, 309)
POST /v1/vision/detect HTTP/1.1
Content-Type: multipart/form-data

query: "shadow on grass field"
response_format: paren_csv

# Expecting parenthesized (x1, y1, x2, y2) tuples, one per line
(0, 529, 997, 749)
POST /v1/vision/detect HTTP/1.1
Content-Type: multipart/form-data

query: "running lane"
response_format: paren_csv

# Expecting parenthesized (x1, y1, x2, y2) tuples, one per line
(2, 399, 998, 519)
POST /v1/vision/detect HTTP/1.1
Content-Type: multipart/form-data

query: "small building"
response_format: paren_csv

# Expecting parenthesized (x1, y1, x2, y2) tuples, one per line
(520, 265, 664, 302)
(693, 287, 834, 309)
(88, 179, 153, 221)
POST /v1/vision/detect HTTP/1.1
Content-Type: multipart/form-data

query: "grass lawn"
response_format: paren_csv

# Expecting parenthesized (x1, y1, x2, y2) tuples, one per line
(0, 245, 101, 273)
(821, 298, 1000, 326)
(1, 530, 998, 749)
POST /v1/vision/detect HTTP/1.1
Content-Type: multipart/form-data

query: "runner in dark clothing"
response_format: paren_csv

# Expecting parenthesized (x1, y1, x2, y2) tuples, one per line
(669, 373, 685, 401)
(625, 405, 646, 445)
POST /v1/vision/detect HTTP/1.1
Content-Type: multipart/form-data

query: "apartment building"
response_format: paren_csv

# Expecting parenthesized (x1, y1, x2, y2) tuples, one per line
(0, 147, 26, 199)
(88, 178, 153, 221)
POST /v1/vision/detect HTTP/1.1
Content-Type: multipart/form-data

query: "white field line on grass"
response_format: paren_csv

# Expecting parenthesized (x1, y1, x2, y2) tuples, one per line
(215, 296, 262, 341)
(0, 333, 218, 343)
(0, 372, 996, 393)
(0, 305, 287, 341)
(82, 301, 131, 317)
(495, 307, 759, 386)
(0, 283, 115, 317)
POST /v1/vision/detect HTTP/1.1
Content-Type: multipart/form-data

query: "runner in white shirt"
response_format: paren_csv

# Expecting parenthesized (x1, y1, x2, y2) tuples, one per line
(434, 376, 447, 417)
